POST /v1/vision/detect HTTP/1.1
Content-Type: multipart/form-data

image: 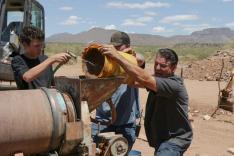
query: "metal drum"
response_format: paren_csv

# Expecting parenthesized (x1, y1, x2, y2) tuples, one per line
(0, 88, 76, 156)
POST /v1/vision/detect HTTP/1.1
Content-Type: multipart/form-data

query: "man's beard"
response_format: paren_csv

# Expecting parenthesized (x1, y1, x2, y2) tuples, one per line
(154, 71, 172, 78)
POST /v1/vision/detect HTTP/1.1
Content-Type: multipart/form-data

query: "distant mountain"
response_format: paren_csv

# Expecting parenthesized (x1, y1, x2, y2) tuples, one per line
(46, 28, 116, 44)
(46, 27, 234, 46)
(189, 28, 234, 43)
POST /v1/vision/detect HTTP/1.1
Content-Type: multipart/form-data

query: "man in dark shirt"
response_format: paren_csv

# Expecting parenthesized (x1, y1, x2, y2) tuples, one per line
(100, 46, 193, 156)
(12, 26, 71, 89)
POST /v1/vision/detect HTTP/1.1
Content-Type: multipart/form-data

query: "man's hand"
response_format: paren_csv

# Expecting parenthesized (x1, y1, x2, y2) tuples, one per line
(101, 45, 156, 91)
(50, 53, 71, 64)
(136, 53, 145, 69)
(21, 53, 71, 83)
(122, 47, 136, 56)
(101, 45, 122, 60)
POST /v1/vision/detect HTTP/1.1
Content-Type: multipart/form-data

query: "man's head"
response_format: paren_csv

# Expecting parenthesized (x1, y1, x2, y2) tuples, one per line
(154, 48, 178, 77)
(110, 31, 130, 51)
(20, 26, 44, 58)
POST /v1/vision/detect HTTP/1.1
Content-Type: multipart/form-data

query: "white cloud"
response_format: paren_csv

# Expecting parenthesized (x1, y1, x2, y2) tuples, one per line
(160, 14, 199, 23)
(122, 30, 136, 34)
(61, 16, 81, 26)
(222, 0, 234, 2)
(104, 24, 117, 30)
(173, 22, 181, 26)
(122, 16, 153, 26)
(180, 0, 203, 3)
(152, 26, 166, 33)
(145, 11, 157, 16)
(90, 25, 99, 29)
(122, 19, 145, 26)
(226, 22, 234, 28)
(183, 24, 209, 32)
(59, 6, 73, 11)
(107, 1, 170, 9)
(175, 23, 210, 32)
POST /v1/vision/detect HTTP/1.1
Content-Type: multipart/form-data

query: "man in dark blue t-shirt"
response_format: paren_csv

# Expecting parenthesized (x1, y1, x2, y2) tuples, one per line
(12, 26, 71, 89)
(100, 46, 193, 156)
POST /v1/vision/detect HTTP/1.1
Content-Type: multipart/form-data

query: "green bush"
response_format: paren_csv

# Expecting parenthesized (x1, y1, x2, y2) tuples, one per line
(45, 42, 229, 62)
(45, 42, 84, 56)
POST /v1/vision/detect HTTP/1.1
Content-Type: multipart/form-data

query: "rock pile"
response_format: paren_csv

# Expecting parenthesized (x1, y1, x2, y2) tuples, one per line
(182, 49, 234, 81)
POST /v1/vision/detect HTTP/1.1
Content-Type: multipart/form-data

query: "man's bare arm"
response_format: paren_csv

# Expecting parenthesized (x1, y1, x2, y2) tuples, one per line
(23, 53, 71, 82)
(102, 45, 157, 92)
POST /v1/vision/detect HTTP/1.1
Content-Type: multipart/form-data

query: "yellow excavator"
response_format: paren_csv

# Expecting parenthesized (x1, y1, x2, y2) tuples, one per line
(0, 0, 45, 81)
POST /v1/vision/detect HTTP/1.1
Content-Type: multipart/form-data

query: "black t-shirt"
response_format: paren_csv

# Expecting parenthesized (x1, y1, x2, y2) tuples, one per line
(11, 54, 54, 89)
(144, 75, 193, 150)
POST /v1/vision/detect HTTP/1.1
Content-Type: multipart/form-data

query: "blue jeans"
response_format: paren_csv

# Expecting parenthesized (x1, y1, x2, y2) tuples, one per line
(92, 123, 136, 150)
(154, 141, 184, 156)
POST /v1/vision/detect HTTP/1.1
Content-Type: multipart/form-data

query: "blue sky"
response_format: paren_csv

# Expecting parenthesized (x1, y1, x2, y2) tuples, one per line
(37, 0, 234, 37)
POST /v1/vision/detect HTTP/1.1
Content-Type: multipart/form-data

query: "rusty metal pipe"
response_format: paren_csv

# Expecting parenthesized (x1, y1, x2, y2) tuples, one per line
(0, 88, 76, 156)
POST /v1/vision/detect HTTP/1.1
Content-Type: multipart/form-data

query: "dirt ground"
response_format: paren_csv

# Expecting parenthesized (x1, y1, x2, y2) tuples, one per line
(55, 62, 234, 156)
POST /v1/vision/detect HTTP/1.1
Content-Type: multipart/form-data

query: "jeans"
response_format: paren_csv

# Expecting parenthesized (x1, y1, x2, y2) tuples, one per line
(92, 122, 136, 150)
(154, 141, 185, 156)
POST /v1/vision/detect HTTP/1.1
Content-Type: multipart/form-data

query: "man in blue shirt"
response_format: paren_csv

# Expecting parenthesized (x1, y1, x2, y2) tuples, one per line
(92, 31, 144, 150)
